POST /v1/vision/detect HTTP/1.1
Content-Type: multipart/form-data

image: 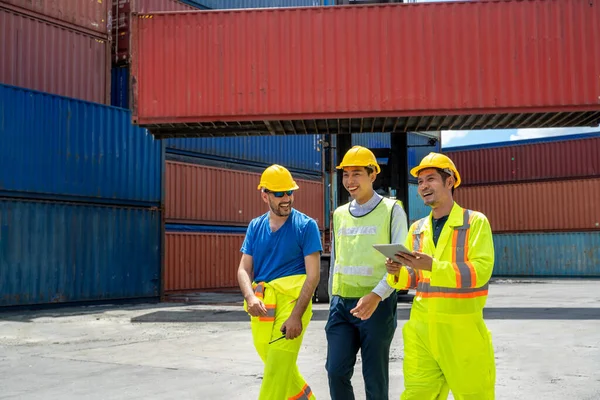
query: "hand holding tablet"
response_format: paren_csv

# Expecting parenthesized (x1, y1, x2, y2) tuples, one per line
(375, 244, 434, 272)
(372, 243, 414, 264)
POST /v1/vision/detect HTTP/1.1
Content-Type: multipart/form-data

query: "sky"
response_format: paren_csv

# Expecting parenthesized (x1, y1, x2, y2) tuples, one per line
(441, 126, 600, 148)
(407, 0, 600, 148)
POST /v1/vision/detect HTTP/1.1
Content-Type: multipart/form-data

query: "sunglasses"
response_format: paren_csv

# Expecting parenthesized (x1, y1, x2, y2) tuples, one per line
(264, 189, 294, 198)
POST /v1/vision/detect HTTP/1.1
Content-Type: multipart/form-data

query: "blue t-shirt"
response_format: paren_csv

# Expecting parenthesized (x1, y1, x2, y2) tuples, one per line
(241, 209, 323, 283)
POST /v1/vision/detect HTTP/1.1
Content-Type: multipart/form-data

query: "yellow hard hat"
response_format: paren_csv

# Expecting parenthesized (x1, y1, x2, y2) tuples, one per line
(257, 164, 300, 192)
(336, 145, 381, 174)
(410, 152, 461, 188)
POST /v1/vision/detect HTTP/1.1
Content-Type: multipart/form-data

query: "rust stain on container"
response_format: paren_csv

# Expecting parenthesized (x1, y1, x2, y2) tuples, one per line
(446, 135, 600, 186)
(164, 232, 243, 291)
(1, 0, 112, 36)
(112, 0, 199, 64)
(0, 6, 110, 104)
(130, 0, 600, 135)
(165, 161, 324, 229)
(454, 178, 600, 233)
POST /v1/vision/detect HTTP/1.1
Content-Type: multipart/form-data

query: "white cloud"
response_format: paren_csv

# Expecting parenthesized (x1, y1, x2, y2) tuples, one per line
(441, 130, 470, 146)
(509, 126, 600, 141)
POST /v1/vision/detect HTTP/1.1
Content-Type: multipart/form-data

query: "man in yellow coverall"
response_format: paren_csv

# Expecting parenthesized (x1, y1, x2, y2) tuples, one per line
(237, 164, 322, 400)
(386, 152, 496, 400)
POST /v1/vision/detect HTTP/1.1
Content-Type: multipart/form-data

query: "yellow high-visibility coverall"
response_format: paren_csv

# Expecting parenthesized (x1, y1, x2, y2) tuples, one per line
(244, 274, 315, 400)
(387, 203, 496, 400)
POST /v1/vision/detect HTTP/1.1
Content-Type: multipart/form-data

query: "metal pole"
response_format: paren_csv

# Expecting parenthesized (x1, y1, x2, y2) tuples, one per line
(390, 131, 409, 217)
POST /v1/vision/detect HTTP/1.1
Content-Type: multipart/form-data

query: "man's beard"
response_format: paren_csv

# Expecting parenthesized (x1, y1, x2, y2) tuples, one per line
(270, 199, 293, 217)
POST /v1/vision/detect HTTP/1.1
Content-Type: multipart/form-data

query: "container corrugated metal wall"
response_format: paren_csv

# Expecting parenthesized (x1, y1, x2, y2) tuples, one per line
(0, 6, 110, 104)
(165, 161, 324, 228)
(444, 133, 600, 186)
(130, 0, 600, 126)
(1, 0, 112, 36)
(454, 179, 600, 233)
(352, 132, 391, 149)
(493, 232, 600, 277)
(165, 231, 243, 291)
(165, 134, 322, 173)
(351, 132, 441, 183)
(0, 84, 163, 206)
(111, 66, 129, 108)
(112, 0, 206, 63)
(0, 199, 161, 307)
(197, 0, 323, 9)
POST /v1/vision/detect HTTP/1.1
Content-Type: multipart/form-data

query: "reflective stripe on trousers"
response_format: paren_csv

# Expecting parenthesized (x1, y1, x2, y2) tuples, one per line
(289, 384, 313, 400)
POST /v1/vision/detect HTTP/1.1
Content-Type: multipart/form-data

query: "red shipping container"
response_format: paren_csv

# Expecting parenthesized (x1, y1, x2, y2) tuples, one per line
(445, 135, 600, 186)
(112, 0, 200, 64)
(0, 6, 110, 104)
(165, 161, 325, 229)
(130, 0, 600, 136)
(165, 232, 242, 291)
(1, 0, 112, 36)
(454, 178, 600, 233)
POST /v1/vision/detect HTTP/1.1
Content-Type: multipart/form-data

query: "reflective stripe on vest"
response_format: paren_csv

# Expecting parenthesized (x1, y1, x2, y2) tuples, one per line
(333, 265, 374, 277)
(417, 280, 489, 298)
(259, 304, 276, 322)
(413, 217, 428, 283)
(452, 209, 477, 288)
(254, 282, 265, 299)
(333, 198, 400, 298)
(253, 282, 276, 321)
(289, 384, 313, 400)
(414, 209, 487, 298)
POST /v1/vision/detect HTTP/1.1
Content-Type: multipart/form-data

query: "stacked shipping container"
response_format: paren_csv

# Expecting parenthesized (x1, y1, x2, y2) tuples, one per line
(0, 0, 166, 307)
(444, 132, 600, 277)
(0, 1, 111, 104)
(112, 0, 210, 65)
(165, 162, 324, 228)
(0, 83, 163, 307)
(163, 152, 325, 293)
(109, 0, 329, 293)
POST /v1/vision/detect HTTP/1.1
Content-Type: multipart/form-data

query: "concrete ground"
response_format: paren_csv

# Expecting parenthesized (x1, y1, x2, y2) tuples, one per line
(1, 279, 599, 400)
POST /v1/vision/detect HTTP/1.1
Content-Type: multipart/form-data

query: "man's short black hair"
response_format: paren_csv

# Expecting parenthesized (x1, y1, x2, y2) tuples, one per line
(436, 168, 455, 195)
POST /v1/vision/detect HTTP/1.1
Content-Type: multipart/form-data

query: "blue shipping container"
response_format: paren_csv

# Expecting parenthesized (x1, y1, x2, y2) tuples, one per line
(0, 198, 161, 307)
(195, 0, 323, 9)
(165, 134, 323, 174)
(0, 84, 162, 206)
(352, 132, 441, 173)
(493, 232, 600, 277)
(111, 66, 129, 109)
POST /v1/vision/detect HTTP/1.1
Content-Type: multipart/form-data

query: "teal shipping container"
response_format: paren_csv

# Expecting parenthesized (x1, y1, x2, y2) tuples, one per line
(493, 232, 600, 277)
(0, 199, 161, 307)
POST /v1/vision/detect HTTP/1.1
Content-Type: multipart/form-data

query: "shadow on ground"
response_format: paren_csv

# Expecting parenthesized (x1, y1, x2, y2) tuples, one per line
(130, 306, 600, 324)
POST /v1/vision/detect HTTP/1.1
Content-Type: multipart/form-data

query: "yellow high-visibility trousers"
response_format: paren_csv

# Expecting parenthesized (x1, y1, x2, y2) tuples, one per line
(245, 275, 316, 400)
(400, 312, 496, 400)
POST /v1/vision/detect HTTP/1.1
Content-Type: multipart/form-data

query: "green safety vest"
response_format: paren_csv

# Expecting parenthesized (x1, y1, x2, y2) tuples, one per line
(332, 197, 403, 298)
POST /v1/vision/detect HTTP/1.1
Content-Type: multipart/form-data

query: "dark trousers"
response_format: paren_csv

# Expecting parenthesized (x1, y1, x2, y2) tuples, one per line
(325, 292, 398, 400)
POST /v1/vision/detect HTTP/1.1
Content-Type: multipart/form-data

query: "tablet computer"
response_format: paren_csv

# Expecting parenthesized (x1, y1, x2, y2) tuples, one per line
(372, 243, 413, 263)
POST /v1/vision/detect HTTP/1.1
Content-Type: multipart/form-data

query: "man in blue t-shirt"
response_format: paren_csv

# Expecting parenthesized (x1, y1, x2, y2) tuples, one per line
(237, 164, 322, 400)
